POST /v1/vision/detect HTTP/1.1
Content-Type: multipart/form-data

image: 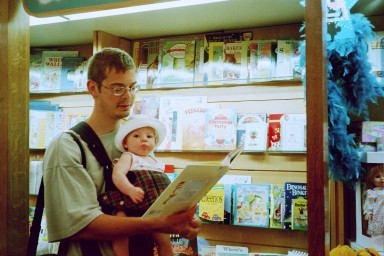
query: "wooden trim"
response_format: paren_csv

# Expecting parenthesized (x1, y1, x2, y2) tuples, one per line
(305, 0, 330, 255)
(93, 30, 132, 54)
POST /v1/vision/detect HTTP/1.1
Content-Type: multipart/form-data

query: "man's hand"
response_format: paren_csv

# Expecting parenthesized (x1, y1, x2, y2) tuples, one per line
(179, 214, 202, 240)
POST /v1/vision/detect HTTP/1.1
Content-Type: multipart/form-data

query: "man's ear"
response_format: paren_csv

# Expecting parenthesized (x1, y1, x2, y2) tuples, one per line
(87, 80, 98, 97)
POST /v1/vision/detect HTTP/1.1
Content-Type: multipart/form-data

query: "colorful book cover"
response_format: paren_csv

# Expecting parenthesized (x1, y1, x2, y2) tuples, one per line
(204, 108, 237, 151)
(275, 40, 295, 79)
(157, 96, 207, 151)
(367, 31, 384, 85)
(223, 41, 245, 81)
(198, 183, 225, 223)
(215, 245, 248, 256)
(243, 122, 268, 151)
(30, 54, 42, 92)
(249, 41, 273, 81)
(291, 197, 308, 231)
(283, 182, 307, 230)
(236, 113, 267, 147)
(181, 103, 217, 151)
(60, 56, 85, 92)
(280, 114, 307, 152)
(140, 95, 160, 118)
(232, 183, 271, 227)
(219, 175, 252, 224)
(208, 41, 224, 84)
(269, 184, 284, 229)
(40, 51, 79, 91)
(158, 40, 196, 85)
(163, 234, 198, 256)
(267, 114, 284, 151)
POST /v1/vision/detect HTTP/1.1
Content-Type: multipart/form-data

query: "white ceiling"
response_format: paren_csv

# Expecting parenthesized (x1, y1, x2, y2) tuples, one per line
(29, 0, 384, 47)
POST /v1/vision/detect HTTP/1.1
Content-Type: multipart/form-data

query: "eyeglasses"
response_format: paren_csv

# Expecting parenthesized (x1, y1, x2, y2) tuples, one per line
(102, 84, 139, 96)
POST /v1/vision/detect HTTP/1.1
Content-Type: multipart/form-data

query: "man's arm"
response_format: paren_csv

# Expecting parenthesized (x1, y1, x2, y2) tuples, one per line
(71, 205, 201, 241)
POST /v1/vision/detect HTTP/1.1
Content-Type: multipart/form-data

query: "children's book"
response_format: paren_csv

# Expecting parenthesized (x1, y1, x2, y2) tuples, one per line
(30, 54, 42, 92)
(40, 50, 79, 91)
(280, 114, 307, 151)
(157, 96, 207, 151)
(249, 41, 273, 81)
(223, 41, 246, 81)
(140, 95, 160, 118)
(142, 145, 244, 218)
(198, 183, 225, 223)
(180, 103, 217, 151)
(243, 122, 268, 151)
(275, 40, 295, 79)
(60, 56, 85, 92)
(215, 245, 248, 256)
(208, 41, 224, 84)
(158, 40, 196, 85)
(201, 246, 216, 256)
(155, 234, 198, 256)
(232, 183, 271, 227)
(236, 113, 267, 147)
(291, 197, 308, 231)
(204, 108, 237, 151)
(367, 31, 384, 85)
(283, 182, 307, 230)
(269, 184, 284, 229)
(267, 114, 284, 151)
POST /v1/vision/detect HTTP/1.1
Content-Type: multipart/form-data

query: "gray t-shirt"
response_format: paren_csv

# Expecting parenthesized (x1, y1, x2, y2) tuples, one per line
(43, 129, 120, 255)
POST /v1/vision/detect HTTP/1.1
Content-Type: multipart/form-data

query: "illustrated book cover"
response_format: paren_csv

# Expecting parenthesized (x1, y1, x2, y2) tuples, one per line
(157, 96, 207, 151)
(232, 183, 271, 227)
(198, 183, 225, 223)
(280, 113, 307, 152)
(30, 54, 42, 92)
(243, 122, 268, 151)
(236, 113, 267, 147)
(267, 114, 284, 151)
(142, 145, 244, 218)
(158, 40, 196, 86)
(283, 182, 307, 230)
(40, 50, 79, 91)
(269, 184, 284, 229)
(223, 41, 246, 82)
(204, 108, 237, 151)
(291, 197, 308, 231)
(60, 56, 85, 92)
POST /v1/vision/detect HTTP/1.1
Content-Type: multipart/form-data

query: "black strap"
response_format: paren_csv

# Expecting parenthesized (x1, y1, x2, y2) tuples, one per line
(28, 123, 107, 256)
(70, 121, 116, 191)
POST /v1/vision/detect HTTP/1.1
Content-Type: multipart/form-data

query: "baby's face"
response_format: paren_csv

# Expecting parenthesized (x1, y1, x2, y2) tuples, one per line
(124, 126, 157, 156)
(372, 171, 384, 188)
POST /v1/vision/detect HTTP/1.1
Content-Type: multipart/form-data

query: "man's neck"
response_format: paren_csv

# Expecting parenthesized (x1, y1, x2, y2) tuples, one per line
(86, 113, 120, 136)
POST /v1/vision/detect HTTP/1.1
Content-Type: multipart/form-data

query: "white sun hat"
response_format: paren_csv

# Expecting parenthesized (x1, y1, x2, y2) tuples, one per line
(115, 114, 166, 152)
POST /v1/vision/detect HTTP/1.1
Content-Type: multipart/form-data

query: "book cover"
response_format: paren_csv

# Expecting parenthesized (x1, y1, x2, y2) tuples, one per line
(133, 40, 161, 87)
(367, 31, 384, 85)
(219, 174, 252, 224)
(275, 40, 295, 79)
(180, 103, 217, 151)
(30, 54, 42, 92)
(223, 41, 245, 81)
(243, 122, 268, 151)
(269, 184, 284, 229)
(204, 108, 237, 151)
(283, 182, 307, 230)
(232, 183, 271, 227)
(60, 56, 85, 92)
(208, 41, 224, 84)
(40, 51, 79, 91)
(280, 114, 306, 152)
(140, 95, 160, 118)
(267, 114, 284, 151)
(142, 145, 243, 218)
(73, 60, 88, 91)
(29, 110, 47, 149)
(158, 40, 196, 85)
(291, 197, 308, 231)
(201, 246, 216, 256)
(157, 96, 207, 151)
(236, 113, 267, 147)
(155, 234, 197, 256)
(249, 41, 273, 81)
(198, 183, 225, 223)
(215, 245, 248, 256)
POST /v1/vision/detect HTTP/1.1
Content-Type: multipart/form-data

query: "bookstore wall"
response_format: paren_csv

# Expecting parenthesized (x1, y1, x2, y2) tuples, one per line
(29, 18, 383, 254)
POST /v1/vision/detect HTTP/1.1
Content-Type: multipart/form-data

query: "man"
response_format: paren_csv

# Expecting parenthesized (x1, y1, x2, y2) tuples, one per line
(43, 48, 201, 255)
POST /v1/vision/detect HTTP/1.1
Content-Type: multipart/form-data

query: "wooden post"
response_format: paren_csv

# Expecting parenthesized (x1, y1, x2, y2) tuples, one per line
(305, 0, 330, 255)
(0, 0, 29, 255)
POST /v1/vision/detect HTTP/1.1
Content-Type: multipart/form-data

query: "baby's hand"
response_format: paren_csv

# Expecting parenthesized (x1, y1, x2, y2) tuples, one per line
(128, 187, 145, 204)
(364, 214, 373, 221)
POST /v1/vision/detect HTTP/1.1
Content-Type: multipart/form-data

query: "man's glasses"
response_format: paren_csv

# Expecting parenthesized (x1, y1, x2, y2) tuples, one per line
(102, 84, 139, 96)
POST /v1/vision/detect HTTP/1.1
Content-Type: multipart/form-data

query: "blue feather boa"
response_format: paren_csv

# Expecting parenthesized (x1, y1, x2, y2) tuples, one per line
(301, 14, 384, 186)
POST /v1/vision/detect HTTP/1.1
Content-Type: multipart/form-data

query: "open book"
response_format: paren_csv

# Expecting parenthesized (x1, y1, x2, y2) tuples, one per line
(142, 145, 244, 218)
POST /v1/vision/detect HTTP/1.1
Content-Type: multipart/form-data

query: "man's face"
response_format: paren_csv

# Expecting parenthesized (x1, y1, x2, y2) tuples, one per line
(95, 68, 137, 120)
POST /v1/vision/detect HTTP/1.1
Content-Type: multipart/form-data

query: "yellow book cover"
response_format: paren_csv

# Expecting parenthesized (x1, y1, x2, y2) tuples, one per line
(198, 183, 225, 222)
